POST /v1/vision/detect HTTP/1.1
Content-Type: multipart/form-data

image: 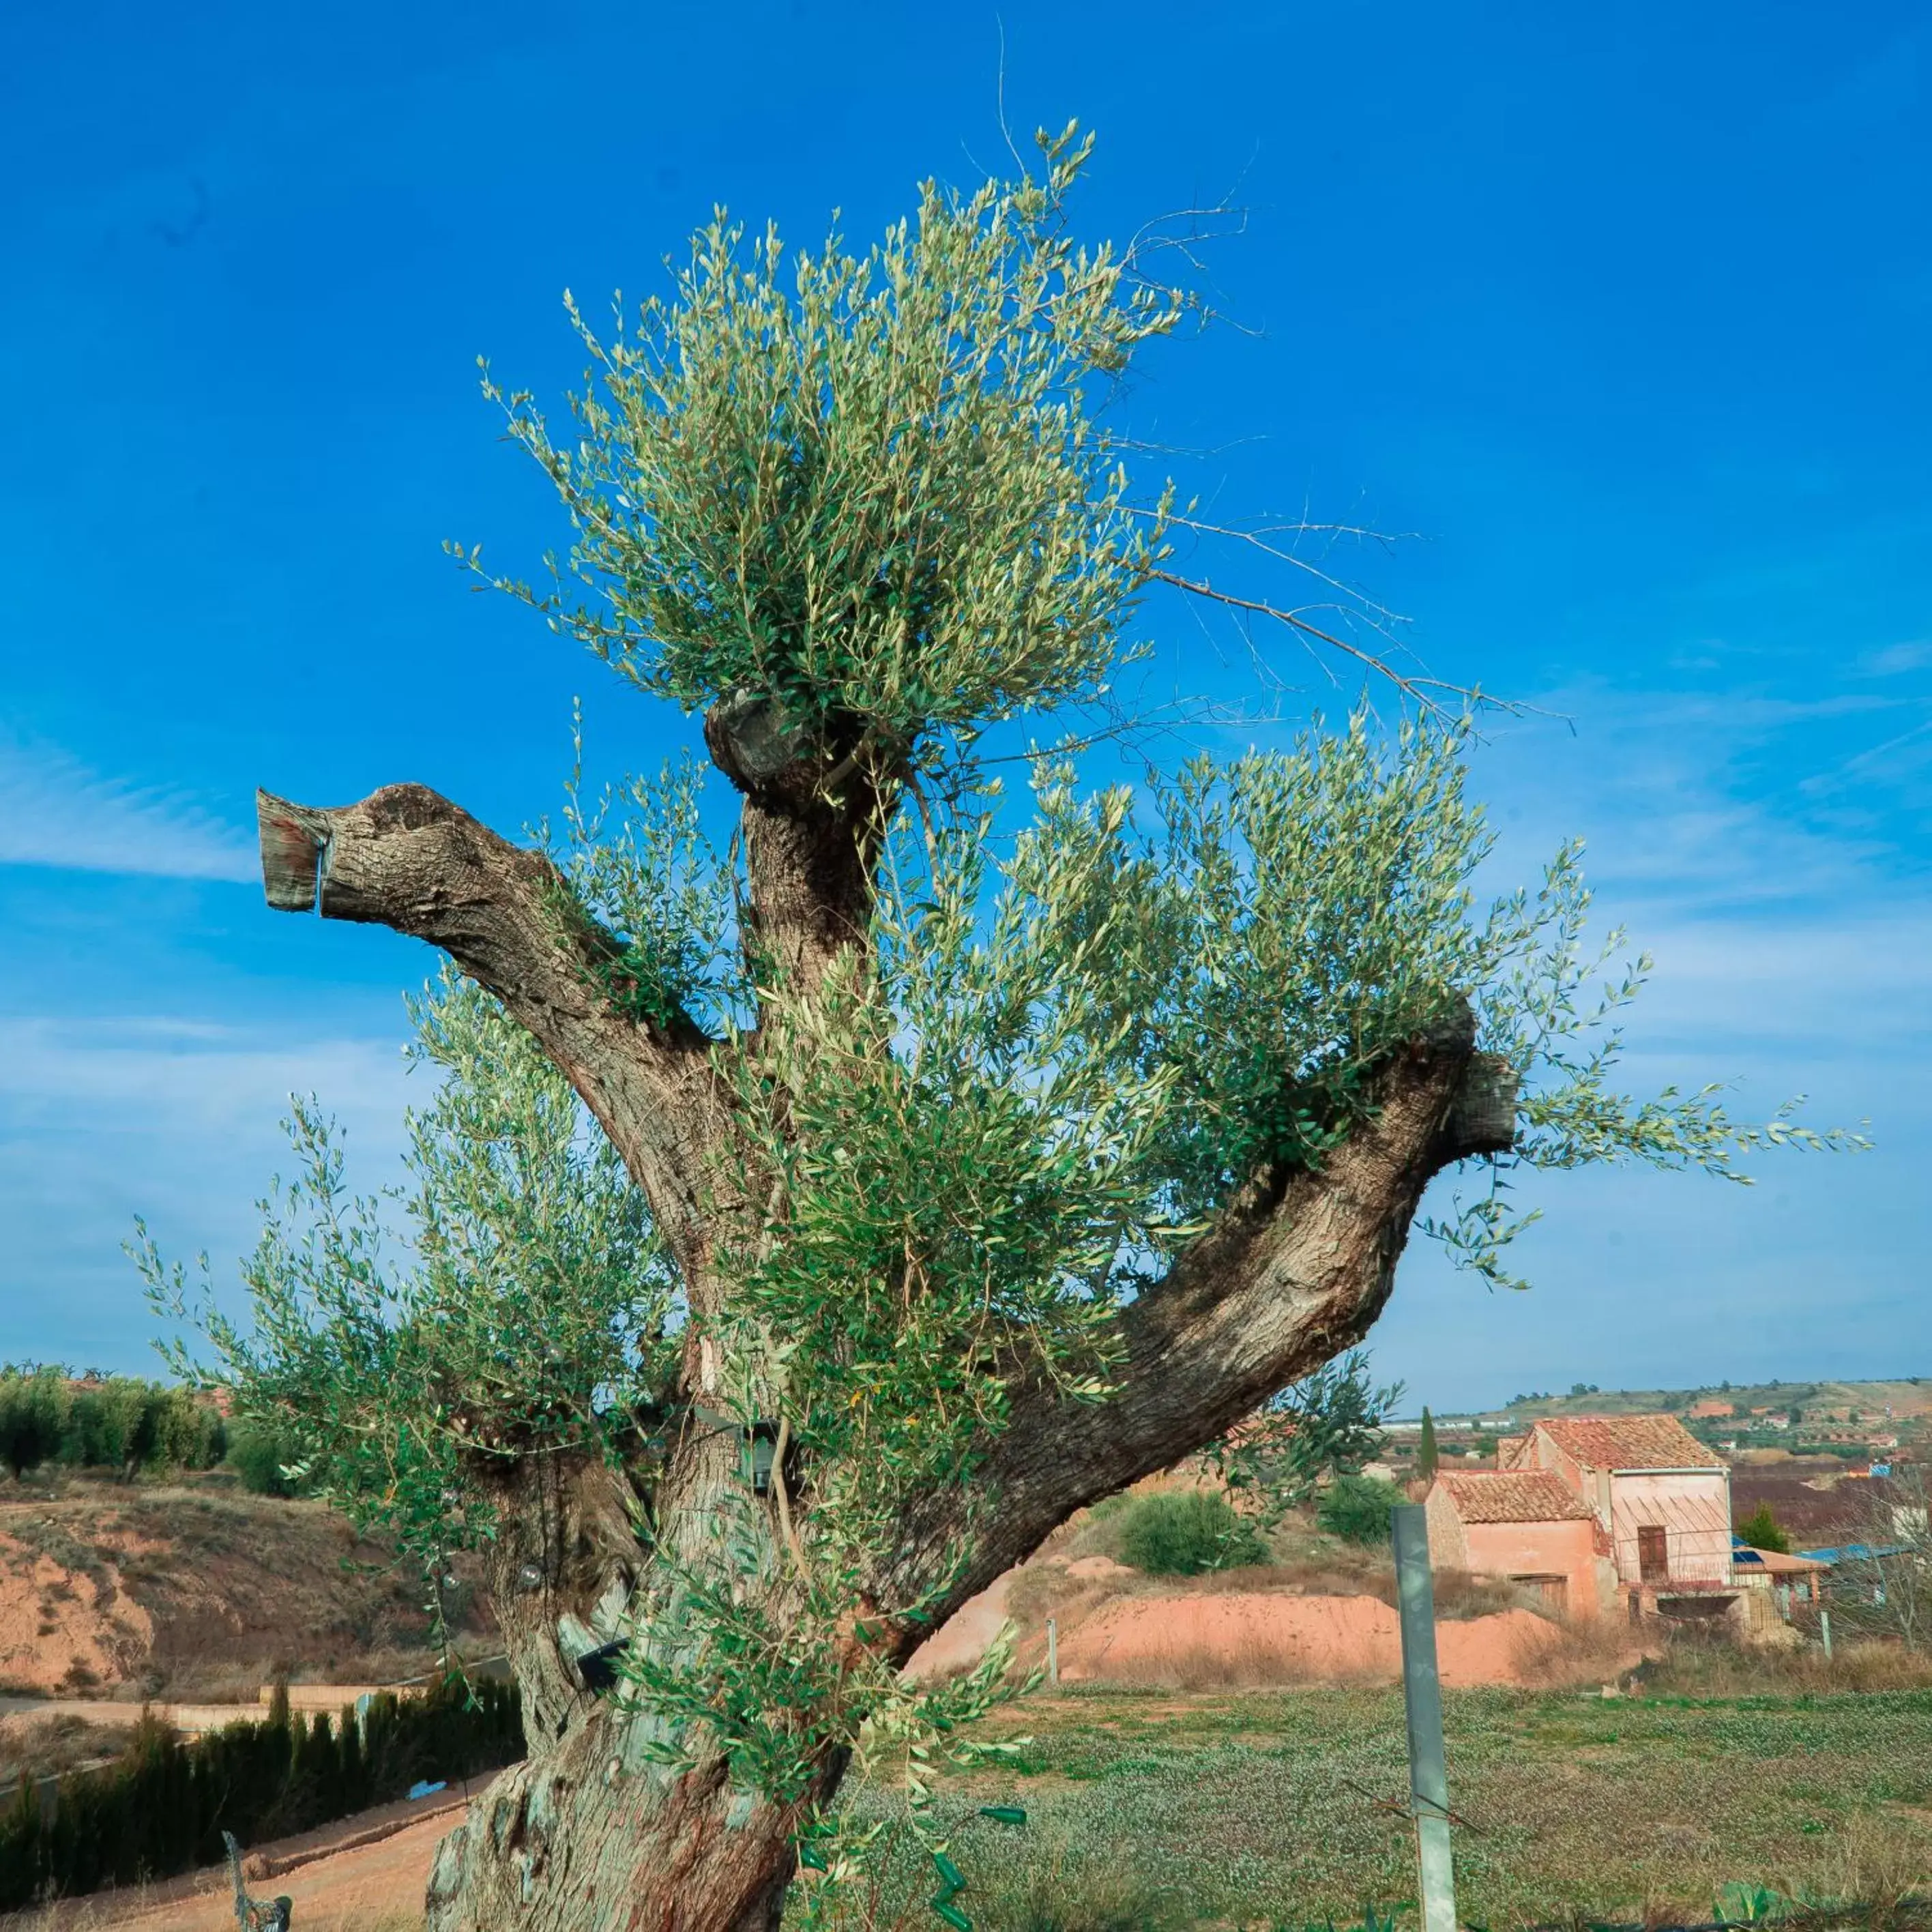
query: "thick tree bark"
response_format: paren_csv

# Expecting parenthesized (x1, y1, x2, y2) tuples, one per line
(424, 1725, 841, 1932)
(883, 1013, 1517, 1618)
(254, 783, 730, 1280)
(257, 720, 1516, 1931)
(701, 689, 888, 1002)
(432, 1407, 837, 1929)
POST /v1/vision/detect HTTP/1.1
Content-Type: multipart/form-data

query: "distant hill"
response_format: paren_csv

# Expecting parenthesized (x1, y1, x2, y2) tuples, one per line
(1404, 1377, 1930, 1434)
(0, 1467, 494, 1702)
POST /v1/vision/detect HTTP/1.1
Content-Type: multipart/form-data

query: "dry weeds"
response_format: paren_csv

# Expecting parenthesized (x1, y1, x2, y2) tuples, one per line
(1643, 1633, 1932, 1699)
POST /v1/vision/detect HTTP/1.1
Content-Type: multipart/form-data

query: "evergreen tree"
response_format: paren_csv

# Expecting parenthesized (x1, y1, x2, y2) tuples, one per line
(1736, 1503, 1791, 1553)
(0, 1771, 42, 1912)
(1417, 1407, 1440, 1480)
(338, 1698, 370, 1813)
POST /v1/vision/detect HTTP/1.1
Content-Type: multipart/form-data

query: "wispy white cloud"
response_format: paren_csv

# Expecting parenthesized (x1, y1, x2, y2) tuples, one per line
(0, 732, 257, 881)
(1470, 672, 1927, 910)
(1860, 638, 1932, 678)
(0, 1016, 420, 1370)
(0, 1015, 413, 1126)
(1601, 907, 1932, 1053)
(1361, 667, 1932, 1406)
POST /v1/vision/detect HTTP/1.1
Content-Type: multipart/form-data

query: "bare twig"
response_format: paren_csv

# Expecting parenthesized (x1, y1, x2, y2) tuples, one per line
(1130, 502, 1422, 628)
(1147, 565, 1487, 720)
(770, 1414, 811, 1581)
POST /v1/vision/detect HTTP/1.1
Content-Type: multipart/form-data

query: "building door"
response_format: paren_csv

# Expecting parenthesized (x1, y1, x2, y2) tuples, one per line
(1512, 1575, 1568, 1618)
(1637, 1525, 1669, 1583)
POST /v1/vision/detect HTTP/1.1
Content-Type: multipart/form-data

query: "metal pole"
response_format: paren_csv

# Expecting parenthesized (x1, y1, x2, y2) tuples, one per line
(1820, 1607, 1832, 1661)
(1392, 1504, 1457, 1932)
(1046, 1617, 1059, 1688)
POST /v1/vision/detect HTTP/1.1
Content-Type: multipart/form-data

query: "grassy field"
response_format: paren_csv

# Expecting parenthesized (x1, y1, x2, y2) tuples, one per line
(802, 1684, 1932, 1931)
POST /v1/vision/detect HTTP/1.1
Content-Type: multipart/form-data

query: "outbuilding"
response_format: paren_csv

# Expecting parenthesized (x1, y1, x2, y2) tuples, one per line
(1424, 1469, 1613, 1620)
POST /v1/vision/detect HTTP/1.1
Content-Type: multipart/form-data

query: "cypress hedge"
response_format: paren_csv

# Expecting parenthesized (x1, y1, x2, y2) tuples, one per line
(0, 1673, 523, 1910)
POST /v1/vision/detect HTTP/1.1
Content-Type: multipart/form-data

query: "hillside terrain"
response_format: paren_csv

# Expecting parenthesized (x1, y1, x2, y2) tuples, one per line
(5, 1401, 1929, 1927)
(0, 1468, 492, 1704)
(1386, 1379, 1930, 1480)
(1449, 1377, 1931, 1431)
(6, 1378, 1915, 1709)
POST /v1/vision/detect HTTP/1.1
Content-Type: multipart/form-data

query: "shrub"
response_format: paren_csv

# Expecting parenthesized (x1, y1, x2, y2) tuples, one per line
(1117, 1489, 1265, 1577)
(1316, 1474, 1403, 1546)
(225, 1422, 314, 1497)
(153, 1386, 226, 1470)
(0, 1370, 225, 1480)
(0, 1370, 70, 1478)
(1736, 1503, 1791, 1554)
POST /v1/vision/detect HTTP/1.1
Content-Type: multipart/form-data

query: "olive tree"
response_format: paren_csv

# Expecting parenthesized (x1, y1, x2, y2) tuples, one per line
(138, 128, 1852, 1932)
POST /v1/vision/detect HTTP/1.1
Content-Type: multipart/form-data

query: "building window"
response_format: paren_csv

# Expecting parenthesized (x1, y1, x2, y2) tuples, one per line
(1637, 1525, 1669, 1583)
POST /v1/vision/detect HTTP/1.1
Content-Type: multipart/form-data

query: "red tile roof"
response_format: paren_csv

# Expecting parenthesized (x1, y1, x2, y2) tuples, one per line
(1533, 1414, 1723, 1472)
(1435, 1471, 1596, 1524)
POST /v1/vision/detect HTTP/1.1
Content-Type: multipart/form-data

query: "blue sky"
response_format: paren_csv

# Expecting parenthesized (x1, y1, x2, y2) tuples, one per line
(1, 1, 1927, 1410)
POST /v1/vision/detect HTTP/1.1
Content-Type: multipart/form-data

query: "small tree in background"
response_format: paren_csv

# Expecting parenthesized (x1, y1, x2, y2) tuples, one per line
(1837, 1465, 1931, 1652)
(1736, 1503, 1790, 1553)
(0, 1369, 225, 1481)
(224, 1420, 314, 1497)
(1319, 1474, 1406, 1546)
(0, 1368, 69, 1479)
(1417, 1407, 1439, 1480)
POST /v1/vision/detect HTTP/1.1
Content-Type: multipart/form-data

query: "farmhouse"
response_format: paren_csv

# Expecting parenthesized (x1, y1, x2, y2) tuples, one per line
(1433, 1413, 1739, 1622)
(1424, 1469, 1611, 1619)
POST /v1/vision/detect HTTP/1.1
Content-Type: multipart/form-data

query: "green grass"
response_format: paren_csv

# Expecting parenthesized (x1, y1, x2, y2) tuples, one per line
(799, 1686, 1932, 1929)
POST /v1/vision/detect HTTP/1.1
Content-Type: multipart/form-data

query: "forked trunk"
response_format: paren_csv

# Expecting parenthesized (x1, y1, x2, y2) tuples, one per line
(253, 778, 1520, 1932)
(424, 1715, 844, 1932)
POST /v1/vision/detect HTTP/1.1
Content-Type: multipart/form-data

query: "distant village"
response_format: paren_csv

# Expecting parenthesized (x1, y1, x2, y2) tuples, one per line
(1381, 1378, 1930, 1642)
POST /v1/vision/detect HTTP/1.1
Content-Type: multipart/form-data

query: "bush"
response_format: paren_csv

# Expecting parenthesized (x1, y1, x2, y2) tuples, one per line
(1316, 1474, 1403, 1546)
(0, 1369, 225, 1481)
(1117, 1489, 1266, 1577)
(225, 1422, 313, 1497)
(0, 1370, 70, 1478)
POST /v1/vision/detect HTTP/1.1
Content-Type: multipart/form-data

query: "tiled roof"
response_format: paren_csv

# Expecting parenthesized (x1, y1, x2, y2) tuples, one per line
(1532, 1414, 1724, 1472)
(1435, 1471, 1596, 1524)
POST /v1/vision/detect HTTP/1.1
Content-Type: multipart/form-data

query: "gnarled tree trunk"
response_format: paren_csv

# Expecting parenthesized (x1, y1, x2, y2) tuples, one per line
(424, 1730, 840, 1932)
(255, 694, 1515, 1931)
